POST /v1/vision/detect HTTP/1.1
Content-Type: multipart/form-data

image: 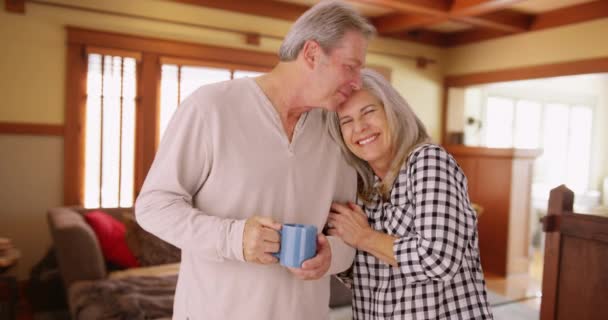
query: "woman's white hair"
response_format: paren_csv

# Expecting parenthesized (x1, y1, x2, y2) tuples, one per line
(279, 1, 376, 61)
(327, 69, 431, 203)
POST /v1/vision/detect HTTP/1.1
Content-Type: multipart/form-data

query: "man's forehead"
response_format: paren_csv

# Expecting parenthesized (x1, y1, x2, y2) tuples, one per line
(330, 32, 367, 54)
(330, 46, 365, 64)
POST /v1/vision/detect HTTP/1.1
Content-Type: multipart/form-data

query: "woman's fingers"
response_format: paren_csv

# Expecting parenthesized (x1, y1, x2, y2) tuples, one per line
(348, 202, 366, 215)
(327, 214, 347, 228)
(331, 202, 352, 214)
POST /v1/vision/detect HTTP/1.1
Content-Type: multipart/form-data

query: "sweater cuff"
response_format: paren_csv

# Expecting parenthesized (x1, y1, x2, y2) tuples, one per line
(221, 219, 246, 262)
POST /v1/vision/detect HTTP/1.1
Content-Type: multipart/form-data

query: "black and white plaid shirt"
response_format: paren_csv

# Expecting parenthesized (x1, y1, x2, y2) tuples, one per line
(344, 144, 493, 319)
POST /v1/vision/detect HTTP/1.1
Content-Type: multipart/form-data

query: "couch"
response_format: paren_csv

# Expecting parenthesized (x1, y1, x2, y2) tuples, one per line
(47, 206, 353, 319)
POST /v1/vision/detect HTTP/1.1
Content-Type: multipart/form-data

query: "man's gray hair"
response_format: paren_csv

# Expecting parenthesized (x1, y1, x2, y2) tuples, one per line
(279, 1, 376, 61)
(327, 69, 431, 203)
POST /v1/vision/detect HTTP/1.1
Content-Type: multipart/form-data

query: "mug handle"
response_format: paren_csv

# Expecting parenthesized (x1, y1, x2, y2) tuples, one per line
(271, 229, 282, 259)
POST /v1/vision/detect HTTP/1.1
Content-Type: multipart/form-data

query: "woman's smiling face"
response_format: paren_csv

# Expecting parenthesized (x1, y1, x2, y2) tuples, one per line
(337, 89, 393, 175)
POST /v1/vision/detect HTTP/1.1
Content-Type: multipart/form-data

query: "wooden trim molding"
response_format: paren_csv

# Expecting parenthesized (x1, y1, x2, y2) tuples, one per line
(135, 52, 161, 199)
(0, 122, 64, 136)
(4, 0, 25, 13)
(445, 57, 608, 87)
(63, 43, 88, 206)
(159, 57, 271, 73)
(67, 27, 278, 70)
(86, 46, 142, 62)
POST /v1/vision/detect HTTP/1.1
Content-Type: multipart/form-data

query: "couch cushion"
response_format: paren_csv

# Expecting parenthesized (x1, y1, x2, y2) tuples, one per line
(84, 210, 139, 268)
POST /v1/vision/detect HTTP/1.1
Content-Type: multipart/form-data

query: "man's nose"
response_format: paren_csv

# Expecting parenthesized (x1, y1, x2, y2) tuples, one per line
(350, 73, 362, 90)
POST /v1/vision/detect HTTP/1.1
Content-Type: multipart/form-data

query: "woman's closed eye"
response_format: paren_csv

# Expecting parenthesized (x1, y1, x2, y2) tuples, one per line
(340, 117, 353, 126)
(361, 106, 376, 116)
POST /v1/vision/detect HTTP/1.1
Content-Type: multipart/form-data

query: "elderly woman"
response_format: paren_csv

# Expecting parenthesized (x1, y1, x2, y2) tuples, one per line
(326, 69, 493, 319)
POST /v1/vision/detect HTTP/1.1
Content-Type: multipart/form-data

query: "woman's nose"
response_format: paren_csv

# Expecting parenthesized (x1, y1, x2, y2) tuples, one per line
(353, 119, 367, 133)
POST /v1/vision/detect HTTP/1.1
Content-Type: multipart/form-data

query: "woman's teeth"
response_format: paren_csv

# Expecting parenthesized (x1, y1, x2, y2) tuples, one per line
(358, 134, 377, 145)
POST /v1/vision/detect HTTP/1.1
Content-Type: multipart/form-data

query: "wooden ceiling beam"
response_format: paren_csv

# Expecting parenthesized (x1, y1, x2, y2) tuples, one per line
(371, 0, 530, 35)
(449, 0, 526, 16)
(349, 0, 450, 17)
(447, 0, 608, 47)
(458, 10, 532, 32)
(5, 0, 25, 13)
(172, 0, 308, 21)
(373, 13, 442, 33)
(390, 29, 449, 47)
(530, 0, 608, 31)
(169, 0, 608, 48)
(444, 28, 509, 47)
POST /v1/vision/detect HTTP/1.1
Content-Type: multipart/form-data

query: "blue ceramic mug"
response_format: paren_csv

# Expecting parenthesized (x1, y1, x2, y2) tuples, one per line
(274, 224, 317, 268)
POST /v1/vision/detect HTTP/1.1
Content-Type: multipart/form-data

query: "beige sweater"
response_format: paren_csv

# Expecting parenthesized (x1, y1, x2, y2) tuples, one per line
(135, 77, 356, 320)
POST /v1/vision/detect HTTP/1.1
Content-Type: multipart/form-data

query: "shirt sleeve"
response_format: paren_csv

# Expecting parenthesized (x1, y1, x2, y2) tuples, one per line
(392, 146, 475, 283)
(326, 236, 356, 275)
(134, 96, 245, 263)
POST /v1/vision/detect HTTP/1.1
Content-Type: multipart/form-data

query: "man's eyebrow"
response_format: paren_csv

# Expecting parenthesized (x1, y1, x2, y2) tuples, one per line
(345, 58, 362, 66)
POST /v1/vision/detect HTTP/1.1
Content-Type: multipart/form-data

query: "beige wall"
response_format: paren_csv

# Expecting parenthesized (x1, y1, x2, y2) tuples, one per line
(0, 0, 443, 280)
(445, 19, 608, 75)
(0, 136, 63, 280)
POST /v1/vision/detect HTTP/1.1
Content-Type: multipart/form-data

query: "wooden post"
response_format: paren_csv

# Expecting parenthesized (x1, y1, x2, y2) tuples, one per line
(540, 185, 574, 320)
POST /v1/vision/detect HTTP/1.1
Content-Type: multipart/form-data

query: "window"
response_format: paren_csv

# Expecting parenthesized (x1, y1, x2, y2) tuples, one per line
(83, 53, 137, 208)
(159, 60, 265, 140)
(484, 97, 514, 148)
(483, 96, 593, 193)
(64, 28, 277, 207)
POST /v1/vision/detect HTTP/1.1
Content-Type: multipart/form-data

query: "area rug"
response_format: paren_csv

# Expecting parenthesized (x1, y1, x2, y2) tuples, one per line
(491, 302, 539, 320)
(486, 290, 511, 306)
(487, 290, 539, 320)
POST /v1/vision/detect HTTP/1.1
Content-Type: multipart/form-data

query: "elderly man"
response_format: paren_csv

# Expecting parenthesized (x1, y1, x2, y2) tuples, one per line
(135, 1, 375, 319)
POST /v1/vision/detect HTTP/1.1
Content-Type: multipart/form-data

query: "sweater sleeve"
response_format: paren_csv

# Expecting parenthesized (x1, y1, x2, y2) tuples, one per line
(392, 146, 475, 283)
(326, 236, 356, 275)
(135, 96, 245, 262)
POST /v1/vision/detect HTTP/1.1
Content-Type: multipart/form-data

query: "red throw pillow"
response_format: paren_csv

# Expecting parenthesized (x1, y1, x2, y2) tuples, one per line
(84, 210, 139, 268)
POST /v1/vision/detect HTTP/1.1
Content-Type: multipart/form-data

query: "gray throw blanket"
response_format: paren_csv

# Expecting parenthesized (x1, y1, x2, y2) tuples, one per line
(72, 275, 177, 320)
